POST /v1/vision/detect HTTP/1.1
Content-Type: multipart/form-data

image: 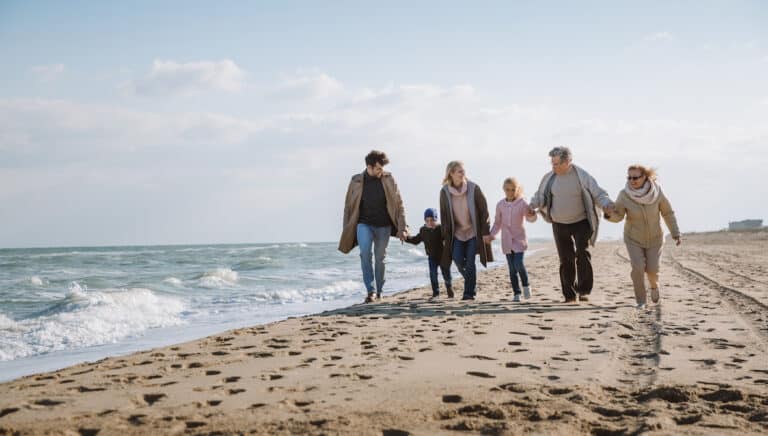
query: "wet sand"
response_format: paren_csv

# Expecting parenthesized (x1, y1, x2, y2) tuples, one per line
(1, 231, 767, 435)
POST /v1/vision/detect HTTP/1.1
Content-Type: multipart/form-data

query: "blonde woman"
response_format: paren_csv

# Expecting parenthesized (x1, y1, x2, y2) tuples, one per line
(439, 161, 493, 300)
(606, 165, 681, 308)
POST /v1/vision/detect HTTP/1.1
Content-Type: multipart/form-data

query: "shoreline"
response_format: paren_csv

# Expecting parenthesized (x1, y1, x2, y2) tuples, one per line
(0, 245, 549, 383)
(1, 234, 767, 434)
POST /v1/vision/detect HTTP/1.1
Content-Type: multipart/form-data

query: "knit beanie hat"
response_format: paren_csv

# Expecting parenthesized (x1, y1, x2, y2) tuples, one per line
(424, 208, 438, 220)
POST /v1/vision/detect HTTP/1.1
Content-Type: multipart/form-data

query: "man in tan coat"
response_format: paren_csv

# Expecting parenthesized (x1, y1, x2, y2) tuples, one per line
(338, 150, 407, 303)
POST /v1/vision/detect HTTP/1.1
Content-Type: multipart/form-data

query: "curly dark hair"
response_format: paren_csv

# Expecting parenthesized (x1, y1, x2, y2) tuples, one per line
(365, 150, 389, 167)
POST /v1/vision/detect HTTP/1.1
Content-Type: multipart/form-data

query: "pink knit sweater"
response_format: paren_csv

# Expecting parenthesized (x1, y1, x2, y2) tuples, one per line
(489, 197, 536, 254)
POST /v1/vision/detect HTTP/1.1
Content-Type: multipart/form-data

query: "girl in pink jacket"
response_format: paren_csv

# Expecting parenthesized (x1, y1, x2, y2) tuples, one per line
(485, 177, 537, 302)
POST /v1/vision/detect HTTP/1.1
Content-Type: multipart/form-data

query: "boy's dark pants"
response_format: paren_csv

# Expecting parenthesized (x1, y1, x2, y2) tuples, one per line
(552, 219, 593, 301)
(428, 257, 452, 295)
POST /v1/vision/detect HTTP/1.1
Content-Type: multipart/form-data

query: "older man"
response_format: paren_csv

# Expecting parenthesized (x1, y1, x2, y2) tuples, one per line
(528, 147, 614, 303)
(339, 150, 408, 303)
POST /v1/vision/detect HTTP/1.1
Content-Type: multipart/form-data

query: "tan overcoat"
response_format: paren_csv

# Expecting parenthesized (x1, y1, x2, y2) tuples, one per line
(338, 171, 407, 254)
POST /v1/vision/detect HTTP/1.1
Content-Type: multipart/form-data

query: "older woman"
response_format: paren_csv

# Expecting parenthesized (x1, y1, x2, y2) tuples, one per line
(439, 161, 493, 300)
(606, 165, 681, 308)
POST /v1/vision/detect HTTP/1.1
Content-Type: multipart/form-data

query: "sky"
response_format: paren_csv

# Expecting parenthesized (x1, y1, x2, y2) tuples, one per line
(1, 1, 766, 248)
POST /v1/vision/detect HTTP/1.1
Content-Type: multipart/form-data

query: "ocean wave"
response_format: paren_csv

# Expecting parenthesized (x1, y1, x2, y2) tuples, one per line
(163, 277, 183, 286)
(406, 248, 426, 257)
(233, 256, 274, 270)
(258, 280, 360, 304)
(0, 285, 186, 361)
(0, 313, 17, 330)
(28, 276, 46, 286)
(198, 268, 239, 288)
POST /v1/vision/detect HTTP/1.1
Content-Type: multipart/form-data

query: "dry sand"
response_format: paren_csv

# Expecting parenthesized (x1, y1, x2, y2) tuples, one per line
(1, 231, 767, 435)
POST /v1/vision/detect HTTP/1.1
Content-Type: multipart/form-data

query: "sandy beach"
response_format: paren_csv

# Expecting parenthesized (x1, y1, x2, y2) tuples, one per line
(1, 231, 766, 435)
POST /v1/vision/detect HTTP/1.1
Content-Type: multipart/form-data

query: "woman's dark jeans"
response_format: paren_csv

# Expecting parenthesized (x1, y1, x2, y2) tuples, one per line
(452, 237, 477, 298)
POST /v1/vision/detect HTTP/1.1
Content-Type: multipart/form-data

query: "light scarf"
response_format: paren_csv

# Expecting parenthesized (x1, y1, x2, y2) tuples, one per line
(624, 178, 660, 205)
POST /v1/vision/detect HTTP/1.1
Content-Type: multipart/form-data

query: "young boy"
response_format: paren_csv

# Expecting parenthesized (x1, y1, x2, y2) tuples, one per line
(406, 208, 454, 299)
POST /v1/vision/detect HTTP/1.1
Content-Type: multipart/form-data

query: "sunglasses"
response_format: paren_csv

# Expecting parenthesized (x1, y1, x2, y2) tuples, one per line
(627, 175, 644, 181)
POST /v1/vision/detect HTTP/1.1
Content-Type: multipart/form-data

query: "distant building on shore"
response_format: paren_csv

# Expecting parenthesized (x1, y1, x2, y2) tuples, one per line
(728, 219, 763, 231)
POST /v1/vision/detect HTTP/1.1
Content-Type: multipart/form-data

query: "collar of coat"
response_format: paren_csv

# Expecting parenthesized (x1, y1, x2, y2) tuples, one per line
(355, 170, 392, 181)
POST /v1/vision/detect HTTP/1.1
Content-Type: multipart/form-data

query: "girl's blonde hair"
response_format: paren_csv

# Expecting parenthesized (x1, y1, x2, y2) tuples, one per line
(442, 161, 465, 186)
(627, 164, 657, 181)
(503, 177, 523, 198)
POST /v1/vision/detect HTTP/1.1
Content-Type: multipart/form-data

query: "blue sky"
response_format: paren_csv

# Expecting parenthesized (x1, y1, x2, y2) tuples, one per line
(1, 1, 766, 247)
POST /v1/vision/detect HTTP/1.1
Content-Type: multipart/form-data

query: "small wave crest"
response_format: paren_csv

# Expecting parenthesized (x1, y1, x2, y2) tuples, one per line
(198, 268, 239, 288)
(29, 276, 46, 286)
(259, 280, 360, 304)
(163, 277, 183, 286)
(406, 248, 426, 257)
(0, 285, 186, 361)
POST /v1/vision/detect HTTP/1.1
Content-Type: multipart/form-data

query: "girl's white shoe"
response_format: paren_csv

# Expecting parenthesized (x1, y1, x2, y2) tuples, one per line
(523, 286, 531, 299)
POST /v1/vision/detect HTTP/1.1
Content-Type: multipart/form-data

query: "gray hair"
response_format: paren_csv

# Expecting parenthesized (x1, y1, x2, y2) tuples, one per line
(548, 146, 572, 163)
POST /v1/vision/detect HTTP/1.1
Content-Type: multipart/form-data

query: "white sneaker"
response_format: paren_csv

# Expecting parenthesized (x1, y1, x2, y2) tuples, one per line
(513, 294, 521, 302)
(636, 302, 646, 309)
(523, 286, 531, 300)
(650, 287, 660, 304)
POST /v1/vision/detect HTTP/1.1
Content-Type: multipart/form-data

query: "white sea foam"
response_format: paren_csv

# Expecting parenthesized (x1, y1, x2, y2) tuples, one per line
(407, 248, 426, 257)
(198, 268, 239, 288)
(0, 313, 17, 330)
(0, 286, 186, 361)
(29, 276, 45, 286)
(260, 280, 360, 304)
(163, 277, 183, 286)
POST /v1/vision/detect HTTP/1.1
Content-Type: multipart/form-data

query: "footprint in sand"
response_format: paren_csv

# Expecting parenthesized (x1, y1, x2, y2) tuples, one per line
(466, 371, 496, 378)
(143, 394, 166, 406)
(462, 355, 497, 361)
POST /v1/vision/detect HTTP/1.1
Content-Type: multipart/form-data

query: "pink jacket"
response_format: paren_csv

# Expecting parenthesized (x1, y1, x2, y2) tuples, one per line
(490, 197, 536, 254)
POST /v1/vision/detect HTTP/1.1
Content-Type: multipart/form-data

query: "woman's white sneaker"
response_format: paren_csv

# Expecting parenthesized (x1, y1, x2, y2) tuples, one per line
(523, 286, 531, 300)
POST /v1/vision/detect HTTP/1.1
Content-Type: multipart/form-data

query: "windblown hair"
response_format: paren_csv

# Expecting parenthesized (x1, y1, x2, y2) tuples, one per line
(365, 150, 389, 167)
(442, 161, 465, 186)
(548, 146, 572, 163)
(627, 164, 657, 181)
(503, 177, 523, 198)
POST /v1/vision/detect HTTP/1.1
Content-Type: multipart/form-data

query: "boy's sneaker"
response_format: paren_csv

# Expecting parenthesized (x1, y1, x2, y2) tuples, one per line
(376, 292, 382, 300)
(364, 293, 375, 304)
(512, 294, 521, 302)
(650, 287, 660, 303)
(636, 302, 646, 310)
(523, 286, 531, 300)
(578, 294, 589, 302)
(446, 288, 455, 299)
(429, 293, 439, 300)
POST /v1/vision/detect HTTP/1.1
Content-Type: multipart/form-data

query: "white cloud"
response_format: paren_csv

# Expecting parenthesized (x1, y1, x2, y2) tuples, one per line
(122, 59, 247, 96)
(30, 64, 65, 82)
(0, 98, 266, 157)
(271, 70, 344, 100)
(644, 31, 674, 42)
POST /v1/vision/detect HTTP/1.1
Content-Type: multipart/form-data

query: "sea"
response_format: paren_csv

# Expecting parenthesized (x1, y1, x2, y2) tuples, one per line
(0, 240, 545, 382)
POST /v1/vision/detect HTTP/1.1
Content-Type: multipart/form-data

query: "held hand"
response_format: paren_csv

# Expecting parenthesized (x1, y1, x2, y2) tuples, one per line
(603, 204, 616, 216)
(398, 230, 408, 242)
(673, 236, 682, 246)
(482, 235, 492, 244)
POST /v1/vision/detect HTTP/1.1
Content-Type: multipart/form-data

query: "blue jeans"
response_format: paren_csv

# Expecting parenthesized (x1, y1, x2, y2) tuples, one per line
(357, 223, 391, 294)
(452, 237, 477, 297)
(505, 252, 529, 294)
(428, 257, 452, 295)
